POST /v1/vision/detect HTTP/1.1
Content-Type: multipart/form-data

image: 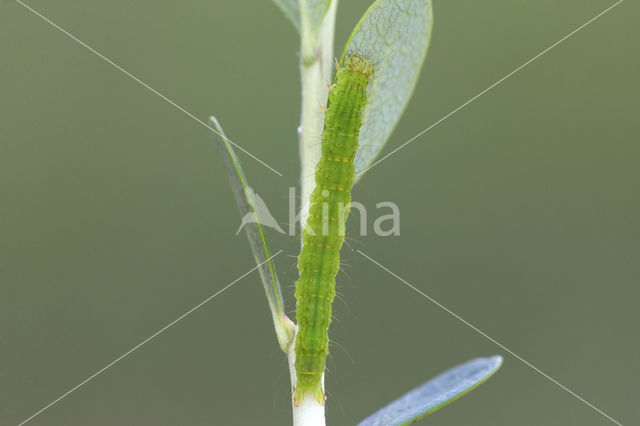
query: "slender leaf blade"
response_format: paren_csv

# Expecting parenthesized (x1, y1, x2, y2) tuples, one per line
(302, 0, 332, 33)
(340, 0, 433, 182)
(272, 0, 332, 33)
(210, 116, 294, 350)
(358, 356, 503, 426)
(272, 0, 301, 31)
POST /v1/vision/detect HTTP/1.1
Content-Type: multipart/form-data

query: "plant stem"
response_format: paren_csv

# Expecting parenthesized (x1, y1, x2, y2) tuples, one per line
(291, 1, 339, 425)
(298, 0, 338, 233)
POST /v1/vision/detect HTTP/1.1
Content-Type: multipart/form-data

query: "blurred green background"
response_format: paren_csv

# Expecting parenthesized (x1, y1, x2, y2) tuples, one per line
(1, 0, 638, 425)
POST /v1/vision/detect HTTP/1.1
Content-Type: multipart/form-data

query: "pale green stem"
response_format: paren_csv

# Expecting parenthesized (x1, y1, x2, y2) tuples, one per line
(291, 1, 339, 425)
(299, 1, 338, 233)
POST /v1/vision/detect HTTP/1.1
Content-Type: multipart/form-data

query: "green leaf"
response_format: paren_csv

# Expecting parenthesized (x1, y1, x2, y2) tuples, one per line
(210, 116, 295, 351)
(301, 0, 332, 33)
(358, 356, 503, 426)
(272, 0, 332, 34)
(340, 0, 433, 182)
(272, 0, 301, 31)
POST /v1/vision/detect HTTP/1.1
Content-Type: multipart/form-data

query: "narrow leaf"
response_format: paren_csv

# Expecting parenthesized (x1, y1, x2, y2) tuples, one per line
(272, 0, 332, 33)
(358, 356, 503, 426)
(301, 0, 332, 33)
(272, 0, 301, 31)
(340, 0, 434, 182)
(210, 116, 294, 351)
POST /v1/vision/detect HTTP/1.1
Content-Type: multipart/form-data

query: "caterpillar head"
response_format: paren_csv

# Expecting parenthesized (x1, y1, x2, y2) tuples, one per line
(344, 52, 374, 77)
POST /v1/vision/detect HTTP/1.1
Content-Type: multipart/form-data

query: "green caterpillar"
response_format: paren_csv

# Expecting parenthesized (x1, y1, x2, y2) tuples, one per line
(294, 52, 374, 404)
